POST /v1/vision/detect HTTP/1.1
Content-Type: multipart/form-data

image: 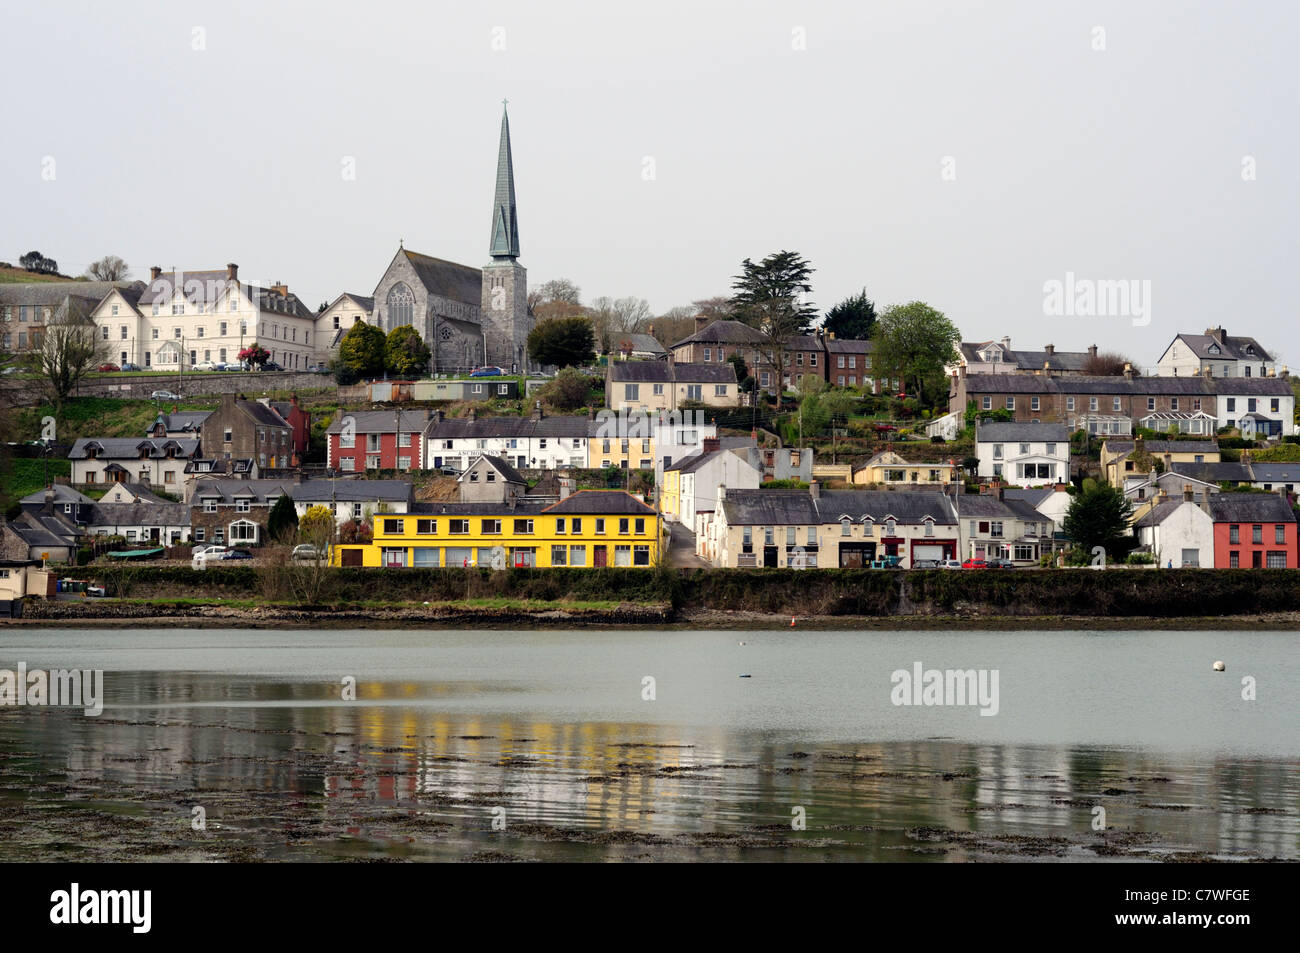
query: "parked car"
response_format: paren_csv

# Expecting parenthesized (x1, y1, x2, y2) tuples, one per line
(260, 361, 284, 371)
(871, 555, 902, 569)
(292, 544, 324, 561)
(151, 390, 182, 401)
(470, 365, 505, 377)
(85, 584, 107, 597)
(192, 361, 219, 371)
(962, 557, 989, 569)
(97, 363, 120, 372)
(221, 548, 254, 560)
(121, 362, 142, 372)
(986, 557, 1016, 570)
(912, 558, 941, 570)
(224, 361, 249, 372)
(191, 545, 228, 558)
(938, 559, 963, 570)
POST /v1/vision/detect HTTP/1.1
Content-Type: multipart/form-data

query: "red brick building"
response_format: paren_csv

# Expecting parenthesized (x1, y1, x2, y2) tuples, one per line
(325, 409, 431, 473)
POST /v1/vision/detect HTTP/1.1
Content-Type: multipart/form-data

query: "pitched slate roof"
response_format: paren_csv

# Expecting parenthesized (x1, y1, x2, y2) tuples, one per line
(956, 495, 1023, 519)
(722, 489, 957, 526)
(960, 341, 1093, 372)
(824, 337, 874, 354)
(291, 480, 414, 504)
(19, 485, 95, 507)
(665, 449, 720, 474)
(189, 478, 294, 504)
(543, 490, 656, 516)
(0, 280, 140, 308)
(1169, 461, 1252, 484)
(1106, 440, 1219, 455)
(425, 415, 590, 440)
(401, 250, 483, 306)
(1134, 499, 1198, 528)
(1212, 377, 1293, 396)
(617, 333, 667, 356)
(407, 500, 550, 517)
(608, 361, 737, 384)
(87, 502, 192, 529)
(149, 410, 211, 434)
(109, 483, 171, 504)
(67, 437, 201, 460)
(962, 374, 1225, 396)
(460, 455, 527, 485)
(1001, 487, 1055, 506)
(1247, 462, 1300, 483)
(1207, 494, 1296, 523)
(975, 422, 1071, 443)
(1172, 331, 1271, 363)
(671, 320, 768, 348)
(324, 410, 431, 434)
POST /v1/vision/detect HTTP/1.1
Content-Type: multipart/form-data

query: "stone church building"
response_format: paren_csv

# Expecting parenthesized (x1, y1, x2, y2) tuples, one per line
(369, 104, 533, 375)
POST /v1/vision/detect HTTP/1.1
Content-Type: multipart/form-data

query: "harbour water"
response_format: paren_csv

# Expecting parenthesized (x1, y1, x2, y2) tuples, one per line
(0, 627, 1296, 861)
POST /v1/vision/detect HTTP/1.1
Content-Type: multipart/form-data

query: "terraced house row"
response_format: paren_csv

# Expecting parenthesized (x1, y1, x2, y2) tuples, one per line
(325, 407, 720, 473)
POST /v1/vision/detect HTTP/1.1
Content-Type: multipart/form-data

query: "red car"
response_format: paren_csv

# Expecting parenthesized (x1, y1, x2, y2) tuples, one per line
(961, 557, 989, 569)
(98, 363, 120, 372)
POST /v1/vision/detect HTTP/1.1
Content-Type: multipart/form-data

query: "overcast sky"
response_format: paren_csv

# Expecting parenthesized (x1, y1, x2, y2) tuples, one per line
(4, 1, 1296, 366)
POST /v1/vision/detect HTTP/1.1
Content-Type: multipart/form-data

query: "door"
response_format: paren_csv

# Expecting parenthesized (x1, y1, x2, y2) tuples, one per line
(913, 544, 943, 563)
(341, 549, 363, 567)
(593, 546, 607, 568)
(763, 546, 778, 568)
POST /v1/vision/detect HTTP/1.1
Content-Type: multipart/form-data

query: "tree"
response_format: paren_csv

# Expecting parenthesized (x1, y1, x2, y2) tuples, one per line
(267, 494, 299, 542)
(238, 343, 270, 369)
(298, 505, 334, 549)
(338, 321, 387, 380)
(385, 324, 431, 377)
(529, 278, 582, 310)
(527, 316, 596, 368)
(871, 301, 961, 410)
(823, 289, 877, 340)
(730, 250, 817, 400)
(535, 366, 597, 411)
(39, 300, 106, 421)
(84, 255, 129, 282)
(1082, 351, 1140, 376)
(20, 251, 58, 274)
(1062, 481, 1134, 559)
(588, 296, 652, 353)
(727, 352, 754, 393)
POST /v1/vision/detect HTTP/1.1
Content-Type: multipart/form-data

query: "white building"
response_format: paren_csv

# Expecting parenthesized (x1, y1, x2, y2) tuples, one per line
(314, 293, 374, 367)
(1134, 494, 1215, 568)
(90, 264, 318, 372)
(663, 441, 762, 528)
(974, 420, 1070, 483)
(67, 437, 201, 489)
(1212, 378, 1295, 438)
(424, 408, 588, 471)
(1157, 328, 1274, 379)
(290, 479, 414, 526)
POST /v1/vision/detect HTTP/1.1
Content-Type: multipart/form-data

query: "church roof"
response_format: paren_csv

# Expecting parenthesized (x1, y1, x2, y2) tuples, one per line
(400, 251, 483, 307)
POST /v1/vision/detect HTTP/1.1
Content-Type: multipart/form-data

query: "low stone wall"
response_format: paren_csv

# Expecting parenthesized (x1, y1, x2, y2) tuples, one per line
(0, 371, 334, 406)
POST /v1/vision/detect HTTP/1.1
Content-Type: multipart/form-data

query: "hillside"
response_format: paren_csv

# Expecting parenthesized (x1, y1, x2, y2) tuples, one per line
(0, 265, 80, 284)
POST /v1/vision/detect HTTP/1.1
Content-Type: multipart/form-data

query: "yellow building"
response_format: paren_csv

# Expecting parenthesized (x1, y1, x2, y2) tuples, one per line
(1101, 436, 1221, 488)
(588, 433, 656, 470)
(852, 450, 958, 486)
(331, 490, 661, 569)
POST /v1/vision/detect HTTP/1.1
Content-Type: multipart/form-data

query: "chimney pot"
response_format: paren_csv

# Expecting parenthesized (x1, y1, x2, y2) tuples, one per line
(227, 263, 239, 280)
(149, 266, 161, 281)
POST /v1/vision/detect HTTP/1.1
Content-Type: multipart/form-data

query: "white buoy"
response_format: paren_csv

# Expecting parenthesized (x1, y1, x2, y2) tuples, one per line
(1213, 660, 1226, 672)
(738, 641, 746, 646)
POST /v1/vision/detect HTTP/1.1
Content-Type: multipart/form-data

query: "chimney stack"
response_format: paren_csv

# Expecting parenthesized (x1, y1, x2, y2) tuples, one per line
(149, 266, 162, 281)
(1044, 344, 1055, 356)
(227, 263, 239, 281)
(1183, 486, 1194, 502)
(810, 479, 821, 499)
(1123, 363, 1135, 380)
(1001, 336, 1011, 350)
(531, 400, 544, 421)
(702, 436, 720, 454)
(1088, 344, 1098, 358)
(1202, 365, 1213, 379)
(694, 315, 707, 333)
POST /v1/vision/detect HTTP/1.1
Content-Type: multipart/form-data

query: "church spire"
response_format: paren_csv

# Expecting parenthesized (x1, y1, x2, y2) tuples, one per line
(488, 100, 520, 260)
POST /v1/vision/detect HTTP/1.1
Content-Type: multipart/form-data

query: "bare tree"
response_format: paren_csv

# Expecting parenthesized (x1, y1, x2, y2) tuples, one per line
(39, 299, 108, 421)
(589, 296, 652, 352)
(1082, 351, 1141, 376)
(84, 255, 130, 282)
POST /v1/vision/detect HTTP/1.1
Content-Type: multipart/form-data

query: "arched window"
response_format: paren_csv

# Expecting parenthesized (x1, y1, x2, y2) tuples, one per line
(387, 282, 414, 329)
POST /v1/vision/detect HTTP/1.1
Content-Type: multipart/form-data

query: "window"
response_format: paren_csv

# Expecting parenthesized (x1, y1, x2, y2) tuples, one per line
(1252, 525, 1263, 544)
(703, 347, 711, 362)
(624, 384, 639, 400)
(204, 500, 217, 513)
(417, 519, 438, 534)
(1229, 551, 1239, 568)
(1266, 551, 1287, 568)
(993, 443, 1003, 459)
(1089, 397, 1098, 411)
(990, 521, 1003, 538)
(569, 545, 587, 567)
(595, 518, 606, 535)
(653, 383, 664, 396)
(1006, 397, 1015, 410)
(635, 518, 645, 534)
(1066, 397, 1075, 412)
(1225, 397, 1236, 413)
(619, 518, 630, 535)
(383, 518, 403, 535)
(1276, 524, 1286, 544)
(449, 519, 469, 534)
(235, 499, 250, 513)
(386, 282, 414, 326)
(633, 545, 650, 566)
(551, 545, 567, 566)
(229, 520, 257, 543)
(715, 385, 728, 397)
(1030, 397, 1040, 411)
(195, 528, 205, 542)
(513, 519, 533, 534)
(1229, 525, 1240, 544)
(686, 385, 702, 401)
(614, 545, 632, 567)
(556, 518, 566, 534)
(982, 397, 991, 410)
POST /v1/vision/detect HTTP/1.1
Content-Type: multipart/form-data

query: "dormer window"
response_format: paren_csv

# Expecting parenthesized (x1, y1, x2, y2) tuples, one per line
(1208, 344, 1220, 354)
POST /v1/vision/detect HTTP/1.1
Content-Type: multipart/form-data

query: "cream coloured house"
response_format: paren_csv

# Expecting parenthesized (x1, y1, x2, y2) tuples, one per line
(89, 264, 318, 371)
(314, 293, 374, 366)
